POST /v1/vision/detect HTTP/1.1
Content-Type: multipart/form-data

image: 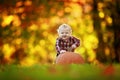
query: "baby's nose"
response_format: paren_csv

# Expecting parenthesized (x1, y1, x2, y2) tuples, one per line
(63, 34, 67, 36)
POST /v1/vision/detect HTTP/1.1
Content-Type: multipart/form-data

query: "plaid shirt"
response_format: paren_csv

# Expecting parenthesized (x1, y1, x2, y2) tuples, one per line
(55, 36, 80, 56)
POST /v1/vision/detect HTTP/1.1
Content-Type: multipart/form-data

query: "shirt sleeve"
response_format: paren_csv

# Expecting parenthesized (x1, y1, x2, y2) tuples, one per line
(55, 38, 61, 54)
(72, 36, 80, 47)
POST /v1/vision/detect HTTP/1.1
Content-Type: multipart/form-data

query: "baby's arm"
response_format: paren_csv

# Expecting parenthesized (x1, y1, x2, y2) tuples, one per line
(71, 37, 80, 49)
(55, 38, 66, 55)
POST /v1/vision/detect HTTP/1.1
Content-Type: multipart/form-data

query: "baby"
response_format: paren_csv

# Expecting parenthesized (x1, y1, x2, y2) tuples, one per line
(55, 24, 80, 56)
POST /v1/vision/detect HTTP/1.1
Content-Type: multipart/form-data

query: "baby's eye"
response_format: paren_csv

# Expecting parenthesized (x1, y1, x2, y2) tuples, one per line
(65, 32, 69, 34)
(61, 32, 64, 34)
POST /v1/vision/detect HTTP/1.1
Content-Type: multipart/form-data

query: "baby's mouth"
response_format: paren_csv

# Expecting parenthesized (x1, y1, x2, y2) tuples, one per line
(62, 36, 68, 39)
(63, 36, 67, 38)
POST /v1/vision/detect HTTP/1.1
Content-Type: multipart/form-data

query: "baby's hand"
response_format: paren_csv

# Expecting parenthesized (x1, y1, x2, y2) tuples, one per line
(67, 44, 76, 52)
(71, 44, 76, 49)
(60, 50, 66, 54)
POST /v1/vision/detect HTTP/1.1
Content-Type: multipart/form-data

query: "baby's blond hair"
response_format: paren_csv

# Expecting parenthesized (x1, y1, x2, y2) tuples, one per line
(57, 24, 72, 33)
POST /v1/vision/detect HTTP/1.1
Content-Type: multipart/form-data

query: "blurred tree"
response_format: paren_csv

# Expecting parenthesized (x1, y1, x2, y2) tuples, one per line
(93, 0, 120, 63)
(112, 0, 120, 62)
(0, 0, 67, 65)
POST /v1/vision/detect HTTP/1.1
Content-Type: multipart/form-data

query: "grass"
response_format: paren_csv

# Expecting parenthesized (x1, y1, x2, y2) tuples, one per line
(0, 63, 120, 80)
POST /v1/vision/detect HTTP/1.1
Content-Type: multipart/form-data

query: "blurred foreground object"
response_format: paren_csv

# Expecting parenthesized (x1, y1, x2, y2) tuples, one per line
(55, 52, 84, 65)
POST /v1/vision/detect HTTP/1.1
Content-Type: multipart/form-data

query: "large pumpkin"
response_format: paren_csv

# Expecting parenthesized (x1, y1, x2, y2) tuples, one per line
(55, 52, 85, 65)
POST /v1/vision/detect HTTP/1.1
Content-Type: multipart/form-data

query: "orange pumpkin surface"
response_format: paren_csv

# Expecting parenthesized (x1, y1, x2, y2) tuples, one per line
(56, 52, 85, 65)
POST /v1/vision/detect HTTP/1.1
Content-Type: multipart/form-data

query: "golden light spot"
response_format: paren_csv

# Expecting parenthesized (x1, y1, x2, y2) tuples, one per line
(35, 45, 41, 51)
(79, 47, 85, 54)
(84, 40, 91, 49)
(84, 4, 92, 13)
(84, 35, 98, 49)
(15, 38, 22, 45)
(17, 7, 24, 13)
(13, 15, 21, 26)
(101, 21, 106, 31)
(21, 57, 36, 66)
(2, 44, 15, 59)
(29, 36, 35, 44)
(68, 19, 77, 27)
(57, 10, 64, 17)
(70, 3, 82, 17)
(87, 50, 96, 62)
(39, 40, 45, 46)
(34, 45, 47, 59)
(42, 31, 48, 37)
(28, 45, 34, 54)
(41, 23, 49, 30)
(48, 35, 54, 42)
(48, 45, 54, 51)
(50, 16, 59, 24)
(16, 1, 23, 7)
(105, 47, 110, 56)
(99, 12, 104, 18)
(72, 0, 78, 2)
(87, 26, 94, 33)
(72, 0, 85, 4)
(29, 24, 38, 31)
(21, 13, 26, 19)
(24, 0, 32, 6)
(65, 7, 71, 13)
(1, 15, 14, 27)
(106, 17, 112, 24)
(97, 2, 104, 10)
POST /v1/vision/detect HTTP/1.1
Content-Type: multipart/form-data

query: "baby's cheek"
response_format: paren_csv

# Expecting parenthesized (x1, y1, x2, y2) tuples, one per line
(66, 34, 69, 36)
(59, 35, 62, 37)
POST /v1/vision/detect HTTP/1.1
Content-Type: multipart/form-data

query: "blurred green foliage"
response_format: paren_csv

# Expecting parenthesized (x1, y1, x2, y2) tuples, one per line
(0, 64, 120, 80)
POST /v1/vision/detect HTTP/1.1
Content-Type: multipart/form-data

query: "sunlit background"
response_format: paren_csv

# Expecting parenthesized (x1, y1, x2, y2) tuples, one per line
(0, 0, 120, 66)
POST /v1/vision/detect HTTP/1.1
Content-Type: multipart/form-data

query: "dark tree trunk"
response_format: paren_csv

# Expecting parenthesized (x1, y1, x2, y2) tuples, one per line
(93, 0, 120, 63)
(93, 0, 107, 63)
(112, 0, 120, 63)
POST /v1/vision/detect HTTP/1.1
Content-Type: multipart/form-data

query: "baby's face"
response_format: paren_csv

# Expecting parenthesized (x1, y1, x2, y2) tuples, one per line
(58, 28, 71, 40)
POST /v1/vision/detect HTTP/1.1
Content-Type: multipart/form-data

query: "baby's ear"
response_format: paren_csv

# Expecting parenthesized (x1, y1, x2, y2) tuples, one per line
(57, 29, 59, 33)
